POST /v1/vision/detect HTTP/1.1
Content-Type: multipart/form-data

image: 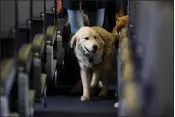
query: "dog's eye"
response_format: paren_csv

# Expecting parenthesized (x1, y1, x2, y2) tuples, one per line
(94, 36, 97, 39)
(84, 37, 89, 40)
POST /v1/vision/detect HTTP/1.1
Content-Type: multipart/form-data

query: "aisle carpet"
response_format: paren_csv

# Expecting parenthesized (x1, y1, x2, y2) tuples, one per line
(34, 95, 117, 117)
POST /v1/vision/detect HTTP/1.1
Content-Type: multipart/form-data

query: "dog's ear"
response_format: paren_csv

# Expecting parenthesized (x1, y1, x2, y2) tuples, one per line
(70, 35, 77, 48)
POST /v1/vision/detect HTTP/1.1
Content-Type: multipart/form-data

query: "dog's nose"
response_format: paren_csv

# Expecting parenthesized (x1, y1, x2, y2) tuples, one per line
(92, 45, 98, 51)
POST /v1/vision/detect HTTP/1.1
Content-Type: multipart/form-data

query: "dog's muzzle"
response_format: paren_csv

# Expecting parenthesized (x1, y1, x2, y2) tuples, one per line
(84, 47, 90, 54)
(82, 45, 98, 56)
(80, 46, 91, 56)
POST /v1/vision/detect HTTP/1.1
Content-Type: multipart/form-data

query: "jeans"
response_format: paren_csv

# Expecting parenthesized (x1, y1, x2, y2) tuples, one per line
(67, 8, 105, 35)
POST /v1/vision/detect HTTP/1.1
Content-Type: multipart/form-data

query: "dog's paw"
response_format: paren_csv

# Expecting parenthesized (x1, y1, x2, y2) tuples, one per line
(81, 96, 90, 101)
(99, 89, 108, 97)
(98, 81, 103, 88)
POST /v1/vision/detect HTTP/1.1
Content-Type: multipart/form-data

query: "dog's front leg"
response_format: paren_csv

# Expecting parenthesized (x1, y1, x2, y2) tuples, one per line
(80, 68, 91, 101)
(99, 74, 108, 97)
(90, 70, 101, 88)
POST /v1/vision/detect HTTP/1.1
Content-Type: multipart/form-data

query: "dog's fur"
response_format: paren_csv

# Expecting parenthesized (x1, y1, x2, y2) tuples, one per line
(62, 14, 89, 47)
(70, 26, 119, 101)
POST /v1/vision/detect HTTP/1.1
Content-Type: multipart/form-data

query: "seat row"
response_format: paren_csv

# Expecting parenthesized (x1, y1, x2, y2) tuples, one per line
(0, 4, 65, 116)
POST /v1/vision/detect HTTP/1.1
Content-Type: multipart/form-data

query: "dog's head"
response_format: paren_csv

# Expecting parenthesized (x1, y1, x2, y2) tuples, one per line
(70, 27, 104, 55)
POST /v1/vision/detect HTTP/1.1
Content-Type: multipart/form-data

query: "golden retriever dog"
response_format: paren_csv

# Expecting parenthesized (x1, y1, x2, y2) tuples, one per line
(70, 26, 119, 101)
(62, 14, 89, 48)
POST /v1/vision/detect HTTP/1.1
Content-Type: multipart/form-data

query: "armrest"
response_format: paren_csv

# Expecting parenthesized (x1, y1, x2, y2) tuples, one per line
(41, 73, 47, 95)
(46, 25, 57, 45)
(18, 44, 32, 73)
(32, 34, 45, 58)
(0, 58, 16, 95)
(28, 90, 36, 106)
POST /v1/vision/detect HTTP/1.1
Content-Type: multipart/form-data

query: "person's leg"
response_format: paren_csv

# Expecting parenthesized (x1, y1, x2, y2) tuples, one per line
(65, 10, 84, 93)
(67, 9, 84, 35)
(106, 1, 117, 32)
(84, 8, 105, 27)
